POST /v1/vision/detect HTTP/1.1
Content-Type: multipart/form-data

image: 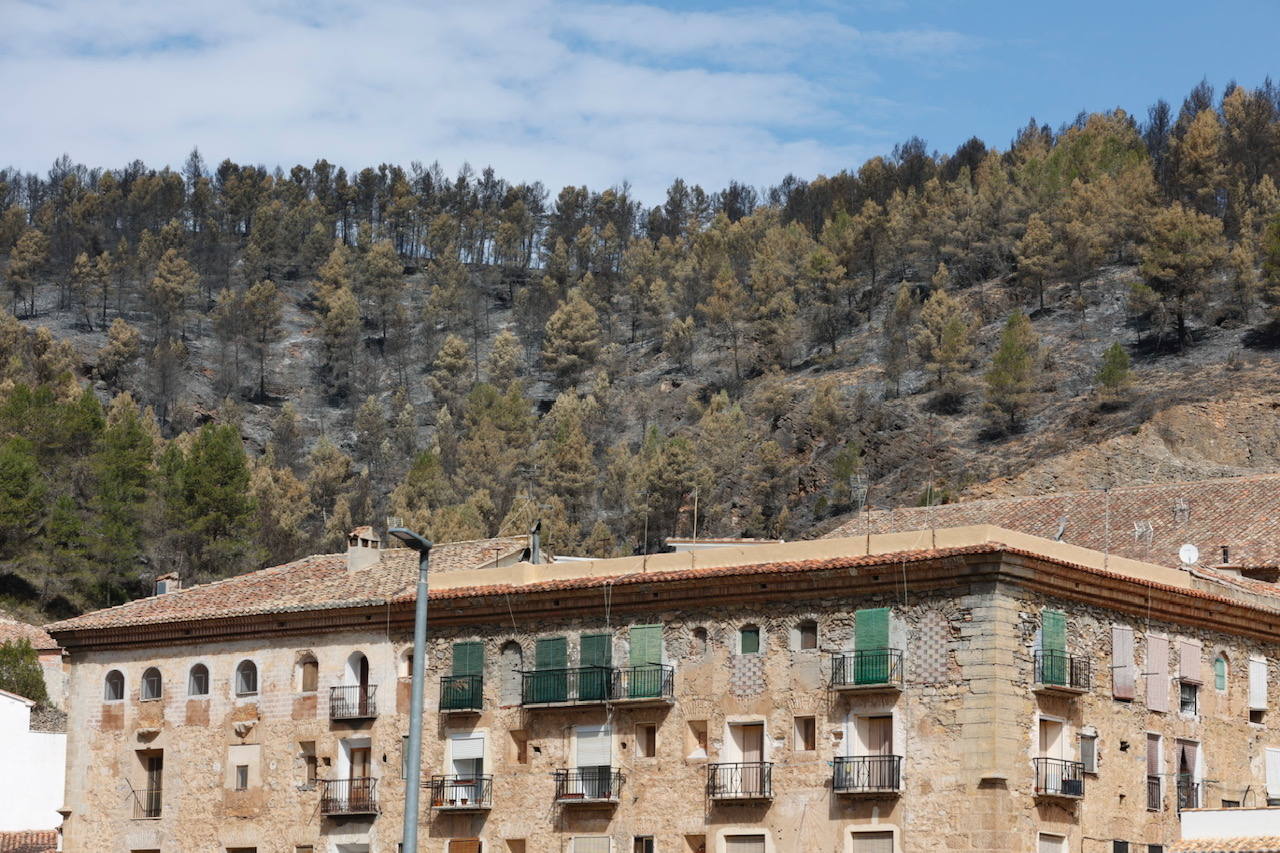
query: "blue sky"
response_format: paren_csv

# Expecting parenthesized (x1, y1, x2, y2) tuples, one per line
(1, 0, 1277, 201)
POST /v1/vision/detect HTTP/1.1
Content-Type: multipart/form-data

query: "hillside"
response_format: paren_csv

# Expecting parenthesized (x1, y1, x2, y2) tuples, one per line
(2, 78, 1280, 619)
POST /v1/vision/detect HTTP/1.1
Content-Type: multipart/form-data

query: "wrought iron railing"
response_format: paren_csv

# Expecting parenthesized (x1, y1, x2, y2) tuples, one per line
(428, 774, 493, 808)
(1033, 757, 1085, 797)
(319, 777, 378, 815)
(131, 785, 162, 819)
(833, 755, 902, 793)
(440, 674, 483, 711)
(707, 762, 774, 799)
(522, 666, 613, 705)
(1034, 650, 1091, 691)
(329, 684, 378, 719)
(610, 664, 675, 701)
(1147, 774, 1162, 811)
(1177, 775, 1200, 811)
(830, 649, 904, 688)
(553, 767, 624, 802)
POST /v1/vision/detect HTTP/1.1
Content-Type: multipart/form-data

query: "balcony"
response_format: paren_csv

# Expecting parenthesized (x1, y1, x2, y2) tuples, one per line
(609, 664, 675, 705)
(830, 650, 904, 692)
(439, 674, 483, 713)
(554, 767, 624, 804)
(833, 755, 902, 796)
(131, 786, 161, 819)
(707, 762, 773, 801)
(1177, 775, 1200, 812)
(1033, 757, 1084, 799)
(521, 666, 613, 707)
(1033, 650, 1091, 695)
(1147, 774, 1162, 811)
(329, 685, 378, 721)
(319, 777, 378, 816)
(428, 774, 493, 811)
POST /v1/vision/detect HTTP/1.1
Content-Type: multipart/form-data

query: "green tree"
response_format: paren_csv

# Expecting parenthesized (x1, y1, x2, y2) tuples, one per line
(1139, 202, 1226, 348)
(984, 310, 1040, 432)
(542, 288, 602, 387)
(170, 423, 259, 581)
(1095, 342, 1132, 406)
(0, 438, 44, 552)
(146, 248, 197, 345)
(242, 279, 284, 400)
(1015, 214, 1055, 310)
(913, 290, 976, 402)
(0, 639, 47, 704)
(360, 239, 404, 345)
(880, 283, 915, 395)
(95, 318, 142, 391)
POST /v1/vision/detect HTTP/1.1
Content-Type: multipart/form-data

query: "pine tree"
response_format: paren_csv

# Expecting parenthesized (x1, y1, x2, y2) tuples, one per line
(360, 239, 404, 344)
(914, 290, 976, 402)
(177, 423, 259, 580)
(1173, 108, 1227, 215)
(0, 438, 44, 555)
(69, 252, 95, 329)
(662, 316, 695, 371)
(984, 310, 1039, 432)
(90, 394, 153, 599)
(1095, 342, 1132, 406)
(7, 229, 48, 316)
(429, 334, 473, 412)
(1016, 214, 1055, 310)
(147, 248, 197, 345)
(268, 402, 305, 473)
(0, 640, 47, 705)
(1139, 202, 1226, 348)
(249, 462, 316, 566)
(242, 280, 284, 400)
(96, 318, 141, 390)
(880, 283, 914, 395)
(542, 288, 602, 387)
(319, 284, 360, 399)
(699, 272, 750, 382)
(486, 329, 522, 388)
(314, 242, 353, 304)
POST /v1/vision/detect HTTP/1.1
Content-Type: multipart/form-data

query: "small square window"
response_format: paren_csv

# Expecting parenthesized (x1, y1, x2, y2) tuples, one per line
(1113, 842, 1129, 853)
(795, 716, 816, 751)
(1148, 846, 1164, 853)
(234, 765, 249, 791)
(634, 838, 655, 853)
(740, 626, 760, 655)
(796, 621, 818, 650)
(636, 723, 657, 758)
(1180, 682, 1199, 714)
(1251, 709, 1266, 724)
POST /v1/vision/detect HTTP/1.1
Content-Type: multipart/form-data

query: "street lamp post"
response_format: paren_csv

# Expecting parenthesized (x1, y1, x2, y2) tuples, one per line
(387, 527, 433, 853)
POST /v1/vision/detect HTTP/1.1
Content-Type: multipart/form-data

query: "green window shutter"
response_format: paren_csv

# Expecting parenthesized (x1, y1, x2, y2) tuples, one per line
(1041, 610, 1066, 651)
(452, 642, 483, 676)
(740, 627, 760, 655)
(855, 608, 890, 650)
(629, 625, 662, 666)
(531, 637, 568, 703)
(581, 633, 613, 667)
(537, 637, 568, 669)
(1214, 657, 1227, 691)
(579, 633, 612, 701)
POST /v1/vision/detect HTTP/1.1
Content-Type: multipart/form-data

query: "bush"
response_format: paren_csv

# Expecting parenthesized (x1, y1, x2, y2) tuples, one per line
(0, 639, 48, 704)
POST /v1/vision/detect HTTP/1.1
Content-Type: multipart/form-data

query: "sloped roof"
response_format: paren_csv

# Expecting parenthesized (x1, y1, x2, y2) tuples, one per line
(47, 535, 527, 633)
(0, 613, 59, 652)
(0, 832, 57, 853)
(823, 474, 1280, 569)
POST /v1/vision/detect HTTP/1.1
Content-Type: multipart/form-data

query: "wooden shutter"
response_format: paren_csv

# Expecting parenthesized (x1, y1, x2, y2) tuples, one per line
(573, 840, 610, 853)
(629, 625, 662, 666)
(1146, 634, 1169, 712)
(1251, 657, 1268, 709)
(1214, 656, 1227, 691)
(532, 636, 568, 703)
(725, 836, 766, 853)
(448, 842, 481, 853)
(1041, 610, 1066, 652)
(452, 642, 483, 677)
(851, 833, 894, 853)
(536, 637, 567, 670)
(1146, 734, 1160, 775)
(1179, 640, 1202, 684)
(575, 725, 611, 767)
(1266, 748, 1280, 798)
(1112, 626, 1135, 699)
(855, 608, 890, 649)
(581, 634, 612, 667)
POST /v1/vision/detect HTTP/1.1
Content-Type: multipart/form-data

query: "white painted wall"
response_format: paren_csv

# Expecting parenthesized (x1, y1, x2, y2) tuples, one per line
(1181, 806, 1280, 840)
(0, 689, 66, 831)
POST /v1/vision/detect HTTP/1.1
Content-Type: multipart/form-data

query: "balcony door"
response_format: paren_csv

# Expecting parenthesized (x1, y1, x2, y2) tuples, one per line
(629, 624, 662, 698)
(532, 637, 567, 703)
(580, 633, 612, 700)
(1038, 718, 1064, 759)
(450, 733, 485, 802)
(575, 724, 612, 798)
(731, 722, 765, 794)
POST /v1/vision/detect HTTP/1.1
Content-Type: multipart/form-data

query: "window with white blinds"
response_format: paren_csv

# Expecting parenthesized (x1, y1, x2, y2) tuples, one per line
(1146, 634, 1169, 712)
(724, 836, 766, 853)
(575, 725, 612, 767)
(1038, 834, 1066, 853)
(573, 838, 611, 853)
(850, 831, 894, 853)
(1250, 656, 1268, 709)
(1267, 748, 1280, 798)
(449, 734, 484, 762)
(1112, 626, 1135, 699)
(1179, 639, 1202, 683)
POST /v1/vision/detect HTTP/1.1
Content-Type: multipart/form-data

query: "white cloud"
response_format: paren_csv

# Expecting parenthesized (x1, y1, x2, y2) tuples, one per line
(0, 0, 977, 201)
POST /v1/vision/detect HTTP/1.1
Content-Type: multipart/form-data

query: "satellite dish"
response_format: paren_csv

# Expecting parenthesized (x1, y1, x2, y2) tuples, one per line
(1179, 544, 1199, 566)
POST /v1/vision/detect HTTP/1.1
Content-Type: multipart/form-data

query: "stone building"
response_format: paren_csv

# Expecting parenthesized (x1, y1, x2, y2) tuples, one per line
(45, 507, 1280, 853)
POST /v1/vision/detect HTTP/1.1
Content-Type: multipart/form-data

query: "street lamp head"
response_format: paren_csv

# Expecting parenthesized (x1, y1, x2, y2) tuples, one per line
(387, 527, 433, 554)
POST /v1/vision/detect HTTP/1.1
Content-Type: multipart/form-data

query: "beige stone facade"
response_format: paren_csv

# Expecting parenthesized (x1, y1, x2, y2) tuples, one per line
(48, 526, 1280, 853)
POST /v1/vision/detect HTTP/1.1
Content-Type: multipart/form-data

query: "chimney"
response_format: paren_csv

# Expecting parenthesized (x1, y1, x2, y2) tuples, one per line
(154, 572, 180, 596)
(347, 525, 383, 571)
(529, 520, 542, 565)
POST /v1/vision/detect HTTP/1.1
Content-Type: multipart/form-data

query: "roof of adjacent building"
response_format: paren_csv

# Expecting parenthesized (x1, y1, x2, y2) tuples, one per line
(1171, 838, 1280, 852)
(0, 831, 57, 853)
(0, 612, 59, 652)
(823, 474, 1280, 570)
(47, 534, 528, 633)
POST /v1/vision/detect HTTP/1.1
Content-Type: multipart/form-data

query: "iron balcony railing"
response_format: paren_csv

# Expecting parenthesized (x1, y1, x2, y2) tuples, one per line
(329, 684, 378, 720)
(428, 774, 493, 809)
(609, 664, 675, 702)
(319, 777, 378, 815)
(1034, 757, 1085, 797)
(439, 674, 483, 711)
(522, 666, 613, 705)
(554, 767, 624, 802)
(132, 785, 161, 819)
(830, 649, 904, 688)
(707, 762, 774, 800)
(1177, 775, 1200, 811)
(833, 755, 903, 794)
(1034, 650, 1091, 691)
(1147, 774, 1162, 811)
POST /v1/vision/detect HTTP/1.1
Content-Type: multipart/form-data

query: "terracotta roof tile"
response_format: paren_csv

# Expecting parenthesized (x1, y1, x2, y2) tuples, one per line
(0, 831, 57, 853)
(0, 613, 58, 651)
(825, 474, 1280, 570)
(1171, 837, 1280, 852)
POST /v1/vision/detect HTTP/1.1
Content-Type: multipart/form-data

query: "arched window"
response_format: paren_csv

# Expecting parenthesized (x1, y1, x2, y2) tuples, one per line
(500, 641, 523, 705)
(235, 660, 258, 696)
(298, 655, 318, 693)
(104, 670, 124, 702)
(400, 647, 414, 678)
(188, 664, 209, 697)
(140, 667, 162, 700)
(739, 625, 761, 655)
(1214, 654, 1229, 691)
(793, 620, 818, 651)
(692, 627, 709, 658)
